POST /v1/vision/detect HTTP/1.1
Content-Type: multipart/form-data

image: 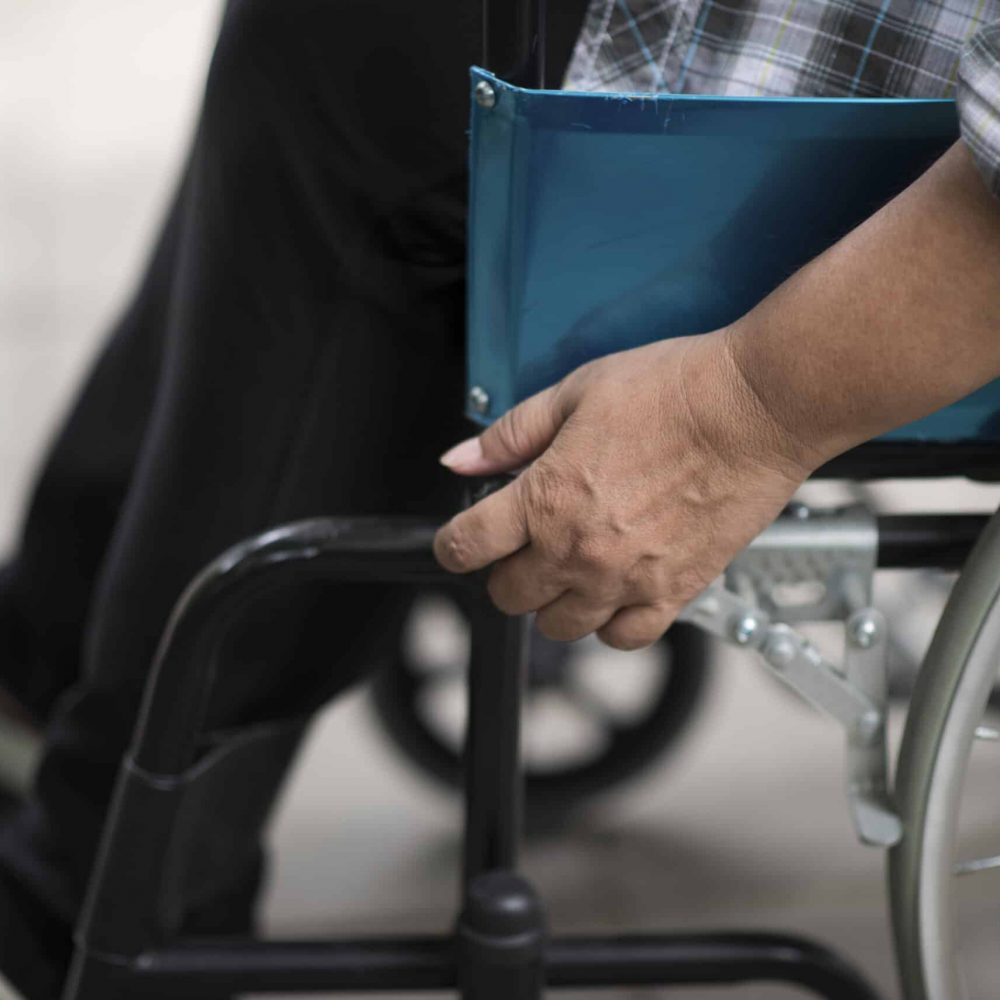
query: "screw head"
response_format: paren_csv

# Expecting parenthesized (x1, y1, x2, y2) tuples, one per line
(730, 613, 761, 646)
(475, 81, 497, 109)
(849, 615, 880, 649)
(763, 630, 797, 670)
(785, 501, 811, 520)
(468, 386, 491, 415)
(854, 710, 882, 745)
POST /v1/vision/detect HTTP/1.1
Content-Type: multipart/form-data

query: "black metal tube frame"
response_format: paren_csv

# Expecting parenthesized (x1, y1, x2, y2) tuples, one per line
(126, 511, 983, 776)
(877, 513, 986, 569)
(65, 512, 988, 999)
(483, 0, 547, 87)
(71, 933, 880, 996)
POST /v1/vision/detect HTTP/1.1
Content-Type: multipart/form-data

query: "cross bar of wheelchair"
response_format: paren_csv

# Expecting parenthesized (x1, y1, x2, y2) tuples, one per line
(876, 512, 987, 568)
(72, 932, 881, 997)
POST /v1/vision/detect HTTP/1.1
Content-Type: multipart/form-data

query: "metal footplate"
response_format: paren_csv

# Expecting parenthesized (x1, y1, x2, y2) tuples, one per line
(680, 504, 902, 848)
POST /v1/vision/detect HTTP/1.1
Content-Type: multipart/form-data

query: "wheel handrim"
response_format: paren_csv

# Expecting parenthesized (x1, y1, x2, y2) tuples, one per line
(891, 507, 1000, 1000)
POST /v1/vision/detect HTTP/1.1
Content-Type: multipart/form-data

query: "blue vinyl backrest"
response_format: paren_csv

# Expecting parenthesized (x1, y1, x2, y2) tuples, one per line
(466, 68, 1000, 445)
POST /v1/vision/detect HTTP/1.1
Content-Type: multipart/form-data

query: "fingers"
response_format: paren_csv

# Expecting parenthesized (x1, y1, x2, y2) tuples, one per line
(597, 603, 678, 651)
(535, 592, 616, 642)
(434, 481, 529, 573)
(487, 548, 566, 615)
(440, 383, 565, 476)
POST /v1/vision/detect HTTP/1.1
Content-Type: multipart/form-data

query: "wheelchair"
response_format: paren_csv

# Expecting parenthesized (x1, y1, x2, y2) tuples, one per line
(61, 3, 1000, 998)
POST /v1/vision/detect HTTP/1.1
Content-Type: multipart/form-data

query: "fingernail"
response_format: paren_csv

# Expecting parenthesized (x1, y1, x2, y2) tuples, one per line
(439, 436, 483, 471)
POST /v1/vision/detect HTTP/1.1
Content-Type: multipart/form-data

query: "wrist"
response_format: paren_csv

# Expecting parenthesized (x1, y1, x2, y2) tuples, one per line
(709, 321, 833, 478)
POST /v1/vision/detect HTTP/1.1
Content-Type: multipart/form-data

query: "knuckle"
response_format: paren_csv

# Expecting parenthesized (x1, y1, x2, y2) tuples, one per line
(572, 535, 619, 575)
(624, 552, 662, 587)
(495, 405, 530, 458)
(668, 565, 712, 604)
(631, 557, 708, 606)
(564, 359, 598, 391)
(523, 463, 568, 522)
(434, 524, 473, 573)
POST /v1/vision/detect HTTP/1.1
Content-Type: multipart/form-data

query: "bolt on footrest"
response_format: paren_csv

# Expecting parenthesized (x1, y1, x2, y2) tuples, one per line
(679, 504, 901, 848)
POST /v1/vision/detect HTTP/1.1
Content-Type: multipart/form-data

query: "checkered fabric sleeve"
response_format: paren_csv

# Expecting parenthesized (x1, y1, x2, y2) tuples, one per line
(959, 22, 1000, 197)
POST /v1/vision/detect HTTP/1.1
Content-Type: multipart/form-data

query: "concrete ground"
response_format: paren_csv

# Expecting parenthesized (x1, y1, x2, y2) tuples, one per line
(3, 4, 1000, 999)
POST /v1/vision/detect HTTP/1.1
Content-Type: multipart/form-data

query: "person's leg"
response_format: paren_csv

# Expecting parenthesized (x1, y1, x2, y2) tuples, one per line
(0, 1, 591, 994)
(0, 181, 186, 725)
(0, 0, 593, 732)
(0, 3, 480, 995)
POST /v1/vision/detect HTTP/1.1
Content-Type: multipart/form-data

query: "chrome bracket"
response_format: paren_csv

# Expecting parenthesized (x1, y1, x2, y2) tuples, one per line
(679, 504, 901, 848)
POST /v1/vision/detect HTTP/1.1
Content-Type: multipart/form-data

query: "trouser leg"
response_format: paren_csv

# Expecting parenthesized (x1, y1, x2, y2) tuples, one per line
(0, 183, 185, 724)
(0, 5, 482, 994)
(0, 1, 590, 996)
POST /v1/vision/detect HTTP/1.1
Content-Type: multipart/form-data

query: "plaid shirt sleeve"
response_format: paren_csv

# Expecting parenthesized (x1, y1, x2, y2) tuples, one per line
(959, 21, 1000, 197)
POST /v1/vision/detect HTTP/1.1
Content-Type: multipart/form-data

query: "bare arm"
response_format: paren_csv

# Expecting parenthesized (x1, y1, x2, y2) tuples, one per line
(728, 141, 1000, 468)
(433, 140, 1000, 650)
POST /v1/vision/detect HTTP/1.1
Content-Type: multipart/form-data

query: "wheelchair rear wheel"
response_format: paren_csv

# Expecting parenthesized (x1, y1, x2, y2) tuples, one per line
(890, 506, 1000, 1000)
(369, 588, 710, 817)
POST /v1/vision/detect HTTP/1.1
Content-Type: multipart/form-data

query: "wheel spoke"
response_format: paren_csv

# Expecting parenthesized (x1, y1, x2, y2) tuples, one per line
(954, 854, 1000, 877)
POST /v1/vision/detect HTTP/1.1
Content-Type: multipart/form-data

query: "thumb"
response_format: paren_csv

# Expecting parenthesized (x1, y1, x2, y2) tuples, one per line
(440, 383, 568, 476)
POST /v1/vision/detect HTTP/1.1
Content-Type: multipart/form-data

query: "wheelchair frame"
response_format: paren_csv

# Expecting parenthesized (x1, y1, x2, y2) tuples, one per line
(59, 5, 1000, 996)
(62, 510, 983, 999)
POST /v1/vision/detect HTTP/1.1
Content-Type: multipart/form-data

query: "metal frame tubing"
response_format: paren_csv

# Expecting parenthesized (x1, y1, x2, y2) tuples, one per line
(457, 592, 543, 999)
(483, 0, 547, 87)
(65, 518, 453, 999)
(64, 934, 882, 997)
(876, 513, 987, 569)
(64, 511, 987, 999)
(132, 518, 447, 776)
(463, 595, 528, 882)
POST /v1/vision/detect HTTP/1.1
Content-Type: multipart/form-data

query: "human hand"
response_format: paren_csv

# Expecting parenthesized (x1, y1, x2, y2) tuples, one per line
(433, 331, 817, 650)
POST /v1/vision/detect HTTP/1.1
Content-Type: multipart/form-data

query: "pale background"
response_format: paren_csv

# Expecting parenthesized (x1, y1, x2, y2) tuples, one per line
(3, 3, 1000, 999)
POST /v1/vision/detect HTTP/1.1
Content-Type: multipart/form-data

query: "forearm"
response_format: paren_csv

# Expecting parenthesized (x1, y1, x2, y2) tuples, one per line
(725, 140, 1000, 470)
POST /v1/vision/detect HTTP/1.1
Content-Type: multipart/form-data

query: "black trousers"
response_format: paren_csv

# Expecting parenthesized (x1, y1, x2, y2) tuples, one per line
(0, 2, 587, 996)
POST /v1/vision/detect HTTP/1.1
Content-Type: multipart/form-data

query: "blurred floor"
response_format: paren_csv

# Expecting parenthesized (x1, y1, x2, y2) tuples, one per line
(3, 4, 1000, 1000)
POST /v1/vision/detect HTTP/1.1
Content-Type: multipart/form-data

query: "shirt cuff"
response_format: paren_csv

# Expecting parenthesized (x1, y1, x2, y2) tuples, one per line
(958, 22, 1000, 198)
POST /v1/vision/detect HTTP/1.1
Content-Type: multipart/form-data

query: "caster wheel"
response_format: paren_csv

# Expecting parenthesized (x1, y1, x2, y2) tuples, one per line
(370, 587, 710, 816)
